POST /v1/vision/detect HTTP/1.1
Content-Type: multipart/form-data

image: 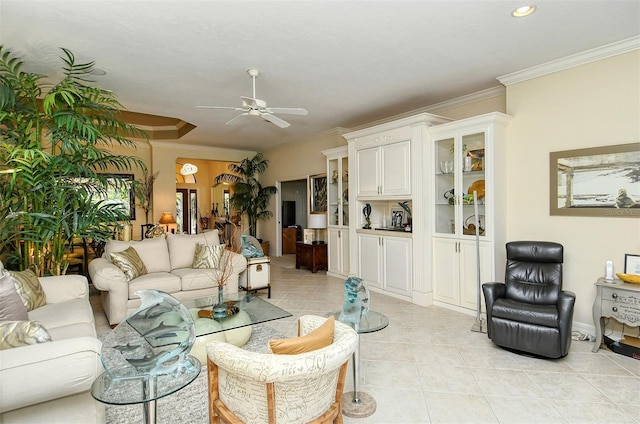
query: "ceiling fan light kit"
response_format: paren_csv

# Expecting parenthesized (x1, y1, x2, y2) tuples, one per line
(196, 68, 308, 129)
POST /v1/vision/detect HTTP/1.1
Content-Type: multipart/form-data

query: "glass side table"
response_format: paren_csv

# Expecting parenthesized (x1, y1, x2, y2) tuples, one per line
(91, 355, 201, 424)
(328, 310, 389, 418)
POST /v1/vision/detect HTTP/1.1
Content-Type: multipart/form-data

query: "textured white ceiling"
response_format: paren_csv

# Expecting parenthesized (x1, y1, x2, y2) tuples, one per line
(1, 0, 639, 151)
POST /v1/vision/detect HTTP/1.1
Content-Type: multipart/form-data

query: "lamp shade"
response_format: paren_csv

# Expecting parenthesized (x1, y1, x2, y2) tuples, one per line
(308, 213, 327, 229)
(159, 212, 176, 225)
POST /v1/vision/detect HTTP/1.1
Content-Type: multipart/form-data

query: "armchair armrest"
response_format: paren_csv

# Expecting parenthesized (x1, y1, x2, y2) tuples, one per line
(39, 275, 89, 304)
(482, 282, 506, 338)
(0, 337, 102, 413)
(558, 290, 576, 353)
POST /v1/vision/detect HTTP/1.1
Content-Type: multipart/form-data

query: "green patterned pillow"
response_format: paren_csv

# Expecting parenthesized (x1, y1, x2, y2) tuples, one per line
(110, 246, 148, 281)
(0, 320, 52, 350)
(10, 269, 47, 311)
(192, 243, 225, 269)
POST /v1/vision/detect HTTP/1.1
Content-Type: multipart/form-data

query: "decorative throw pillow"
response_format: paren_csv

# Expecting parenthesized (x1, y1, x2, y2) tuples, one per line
(269, 316, 335, 355)
(10, 269, 47, 311)
(110, 246, 148, 281)
(0, 320, 52, 350)
(192, 243, 226, 269)
(0, 272, 29, 320)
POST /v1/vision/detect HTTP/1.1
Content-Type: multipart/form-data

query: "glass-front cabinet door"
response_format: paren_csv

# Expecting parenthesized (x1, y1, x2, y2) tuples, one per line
(434, 131, 486, 238)
(327, 154, 349, 227)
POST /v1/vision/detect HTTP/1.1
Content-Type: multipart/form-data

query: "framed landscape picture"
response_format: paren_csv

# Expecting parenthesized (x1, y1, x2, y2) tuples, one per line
(549, 143, 640, 217)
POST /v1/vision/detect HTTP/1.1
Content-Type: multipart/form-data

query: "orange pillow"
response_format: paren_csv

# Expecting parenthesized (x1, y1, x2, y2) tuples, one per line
(269, 316, 335, 355)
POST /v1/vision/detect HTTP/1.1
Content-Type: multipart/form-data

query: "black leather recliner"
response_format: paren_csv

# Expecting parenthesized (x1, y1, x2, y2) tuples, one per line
(482, 241, 576, 358)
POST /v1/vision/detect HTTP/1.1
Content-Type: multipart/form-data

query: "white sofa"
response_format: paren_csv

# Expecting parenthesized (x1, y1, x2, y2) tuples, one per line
(0, 274, 104, 423)
(89, 231, 247, 325)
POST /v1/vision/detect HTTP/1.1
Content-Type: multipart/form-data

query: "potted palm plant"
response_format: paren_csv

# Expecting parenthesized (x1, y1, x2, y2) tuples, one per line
(214, 153, 277, 243)
(0, 46, 147, 275)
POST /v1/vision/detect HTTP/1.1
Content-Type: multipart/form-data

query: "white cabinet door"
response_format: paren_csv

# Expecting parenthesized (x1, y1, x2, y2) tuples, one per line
(328, 228, 341, 275)
(459, 240, 492, 311)
(432, 238, 460, 305)
(358, 233, 382, 288)
(356, 148, 380, 197)
(382, 236, 412, 296)
(328, 228, 350, 277)
(339, 229, 350, 276)
(381, 141, 411, 196)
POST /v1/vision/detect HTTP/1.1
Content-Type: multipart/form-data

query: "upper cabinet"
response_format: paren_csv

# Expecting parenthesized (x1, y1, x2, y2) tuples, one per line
(355, 140, 411, 198)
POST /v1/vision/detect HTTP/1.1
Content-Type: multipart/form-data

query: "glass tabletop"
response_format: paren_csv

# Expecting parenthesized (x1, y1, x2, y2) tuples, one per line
(180, 292, 292, 337)
(91, 355, 201, 405)
(329, 310, 389, 334)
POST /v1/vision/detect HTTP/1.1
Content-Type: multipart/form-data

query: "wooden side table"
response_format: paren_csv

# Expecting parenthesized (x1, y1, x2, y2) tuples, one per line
(295, 242, 327, 273)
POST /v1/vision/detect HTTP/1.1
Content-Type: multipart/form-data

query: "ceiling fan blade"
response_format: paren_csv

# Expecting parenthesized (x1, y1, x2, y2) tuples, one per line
(261, 113, 290, 128)
(225, 113, 250, 126)
(266, 107, 308, 116)
(196, 106, 246, 112)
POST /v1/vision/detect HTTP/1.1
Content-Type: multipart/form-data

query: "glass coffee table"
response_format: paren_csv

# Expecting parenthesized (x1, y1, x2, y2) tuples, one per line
(92, 292, 291, 424)
(328, 310, 389, 418)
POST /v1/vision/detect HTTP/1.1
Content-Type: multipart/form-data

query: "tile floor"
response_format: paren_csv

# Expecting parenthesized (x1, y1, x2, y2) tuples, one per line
(92, 255, 640, 424)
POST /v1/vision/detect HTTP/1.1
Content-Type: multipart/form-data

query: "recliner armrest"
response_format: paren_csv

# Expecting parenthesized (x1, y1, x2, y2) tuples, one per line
(482, 282, 506, 338)
(557, 290, 576, 355)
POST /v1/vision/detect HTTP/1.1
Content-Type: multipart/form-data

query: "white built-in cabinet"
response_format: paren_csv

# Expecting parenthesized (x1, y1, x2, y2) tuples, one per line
(355, 140, 412, 198)
(322, 146, 350, 278)
(429, 113, 512, 312)
(344, 113, 449, 302)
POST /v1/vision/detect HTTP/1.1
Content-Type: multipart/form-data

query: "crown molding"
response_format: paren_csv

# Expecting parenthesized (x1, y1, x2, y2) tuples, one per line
(148, 140, 255, 155)
(498, 36, 640, 86)
(423, 86, 506, 113)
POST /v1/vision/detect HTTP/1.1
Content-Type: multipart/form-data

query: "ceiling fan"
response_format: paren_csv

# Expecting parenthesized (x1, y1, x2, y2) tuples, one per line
(196, 69, 308, 128)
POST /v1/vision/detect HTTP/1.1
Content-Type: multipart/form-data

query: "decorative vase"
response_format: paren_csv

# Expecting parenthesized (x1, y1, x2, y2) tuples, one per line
(213, 286, 227, 318)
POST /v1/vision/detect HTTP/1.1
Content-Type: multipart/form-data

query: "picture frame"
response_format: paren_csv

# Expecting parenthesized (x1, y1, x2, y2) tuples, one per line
(624, 253, 640, 275)
(309, 174, 327, 213)
(549, 143, 640, 217)
(391, 210, 404, 228)
(98, 173, 136, 221)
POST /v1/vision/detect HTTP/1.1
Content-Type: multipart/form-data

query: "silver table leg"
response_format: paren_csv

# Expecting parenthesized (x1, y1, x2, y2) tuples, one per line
(142, 377, 158, 424)
(341, 332, 376, 418)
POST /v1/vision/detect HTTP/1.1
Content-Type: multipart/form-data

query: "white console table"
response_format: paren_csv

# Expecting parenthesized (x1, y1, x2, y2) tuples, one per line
(592, 277, 640, 353)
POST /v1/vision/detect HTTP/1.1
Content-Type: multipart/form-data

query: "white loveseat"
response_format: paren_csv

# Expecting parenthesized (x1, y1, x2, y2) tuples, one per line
(0, 274, 104, 423)
(89, 231, 247, 325)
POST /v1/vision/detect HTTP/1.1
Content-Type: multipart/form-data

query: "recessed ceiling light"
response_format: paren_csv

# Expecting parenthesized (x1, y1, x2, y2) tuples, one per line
(512, 5, 536, 17)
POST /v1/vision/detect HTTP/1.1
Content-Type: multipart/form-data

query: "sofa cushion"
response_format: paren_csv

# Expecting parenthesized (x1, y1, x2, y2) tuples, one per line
(105, 237, 171, 273)
(128, 272, 181, 298)
(172, 268, 223, 291)
(269, 316, 335, 354)
(167, 231, 219, 270)
(110, 247, 148, 282)
(0, 321, 52, 350)
(0, 272, 29, 321)
(29, 298, 95, 335)
(10, 269, 47, 311)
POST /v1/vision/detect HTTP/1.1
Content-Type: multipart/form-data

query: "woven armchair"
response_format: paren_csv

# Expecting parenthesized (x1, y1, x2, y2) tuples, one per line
(206, 315, 358, 424)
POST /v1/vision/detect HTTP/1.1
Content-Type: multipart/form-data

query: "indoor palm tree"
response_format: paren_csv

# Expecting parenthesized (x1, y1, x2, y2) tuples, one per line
(0, 46, 147, 275)
(214, 153, 277, 238)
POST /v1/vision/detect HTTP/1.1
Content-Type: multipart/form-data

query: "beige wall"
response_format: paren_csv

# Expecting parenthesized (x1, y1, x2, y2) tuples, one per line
(505, 51, 640, 329)
(260, 130, 348, 250)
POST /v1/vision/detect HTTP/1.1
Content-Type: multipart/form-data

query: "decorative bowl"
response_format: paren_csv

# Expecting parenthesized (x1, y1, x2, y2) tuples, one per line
(616, 273, 640, 284)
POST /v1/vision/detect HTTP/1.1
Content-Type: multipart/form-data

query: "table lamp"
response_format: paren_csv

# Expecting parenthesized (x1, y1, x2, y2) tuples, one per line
(159, 212, 176, 232)
(308, 213, 327, 245)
